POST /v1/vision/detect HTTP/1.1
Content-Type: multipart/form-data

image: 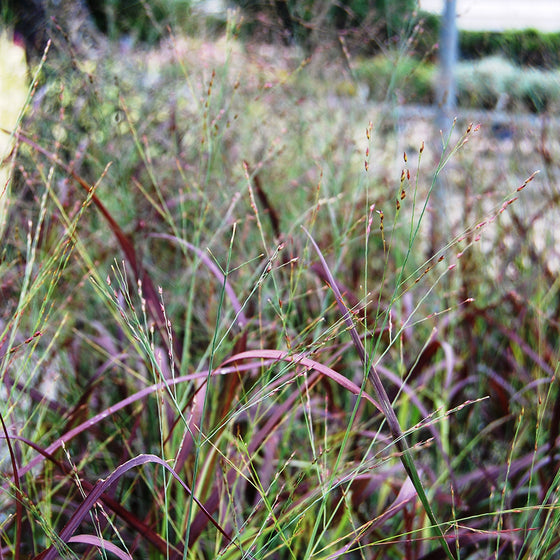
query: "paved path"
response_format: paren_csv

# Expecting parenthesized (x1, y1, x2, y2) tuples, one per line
(391, 103, 558, 130)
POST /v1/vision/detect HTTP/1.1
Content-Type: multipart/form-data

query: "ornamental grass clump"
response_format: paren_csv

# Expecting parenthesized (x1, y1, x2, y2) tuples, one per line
(1, 10, 560, 559)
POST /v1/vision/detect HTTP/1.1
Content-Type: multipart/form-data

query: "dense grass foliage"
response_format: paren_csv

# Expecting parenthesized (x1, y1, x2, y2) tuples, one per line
(1, 11, 560, 559)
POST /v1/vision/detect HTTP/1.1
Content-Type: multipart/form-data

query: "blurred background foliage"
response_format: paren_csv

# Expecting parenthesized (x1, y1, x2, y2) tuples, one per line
(2, 0, 559, 116)
(2, 0, 559, 63)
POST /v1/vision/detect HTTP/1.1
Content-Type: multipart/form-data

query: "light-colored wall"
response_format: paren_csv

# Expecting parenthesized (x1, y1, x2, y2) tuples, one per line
(420, 0, 560, 31)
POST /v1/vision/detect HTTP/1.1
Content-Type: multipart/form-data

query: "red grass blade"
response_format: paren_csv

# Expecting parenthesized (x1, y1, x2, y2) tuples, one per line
(5, 434, 177, 555)
(39, 454, 251, 560)
(326, 476, 417, 559)
(221, 349, 382, 411)
(12, 362, 275, 480)
(186, 348, 383, 544)
(0, 412, 23, 560)
(67, 535, 132, 559)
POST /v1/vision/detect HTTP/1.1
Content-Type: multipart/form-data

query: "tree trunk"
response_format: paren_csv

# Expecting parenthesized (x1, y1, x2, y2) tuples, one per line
(8, 0, 103, 62)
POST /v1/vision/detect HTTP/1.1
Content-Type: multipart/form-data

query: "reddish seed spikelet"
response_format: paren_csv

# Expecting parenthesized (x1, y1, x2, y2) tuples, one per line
(24, 331, 42, 344)
(419, 140, 424, 153)
(517, 170, 539, 191)
(403, 151, 407, 162)
(499, 197, 518, 214)
(366, 203, 376, 236)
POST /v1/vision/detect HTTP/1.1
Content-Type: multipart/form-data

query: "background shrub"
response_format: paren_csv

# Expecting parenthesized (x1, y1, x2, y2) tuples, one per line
(354, 53, 436, 104)
(514, 67, 560, 112)
(229, 0, 419, 52)
(85, 0, 191, 42)
(453, 55, 518, 110)
(454, 56, 560, 112)
(460, 28, 560, 68)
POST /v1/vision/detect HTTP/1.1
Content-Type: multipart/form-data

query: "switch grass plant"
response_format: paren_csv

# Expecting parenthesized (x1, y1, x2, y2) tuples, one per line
(1, 13, 560, 559)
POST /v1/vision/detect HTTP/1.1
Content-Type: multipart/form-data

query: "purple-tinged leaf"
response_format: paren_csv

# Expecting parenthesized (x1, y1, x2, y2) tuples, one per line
(40, 454, 251, 560)
(187, 370, 320, 545)
(15, 130, 179, 361)
(220, 349, 382, 412)
(66, 535, 132, 560)
(6, 434, 177, 555)
(1, 411, 22, 560)
(11, 362, 276, 488)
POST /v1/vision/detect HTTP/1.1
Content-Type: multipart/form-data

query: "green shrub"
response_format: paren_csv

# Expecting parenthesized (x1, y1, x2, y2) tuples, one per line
(454, 55, 560, 112)
(86, 0, 194, 42)
(460, 30, 506, 60)
(502, 28, 560, 67)
(460, 28, 560, 68)
(454, 55, 518, 109)
(230, 0, 420, 52)
(354, 53, 436, 103)
(513, 67, 560, 112)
